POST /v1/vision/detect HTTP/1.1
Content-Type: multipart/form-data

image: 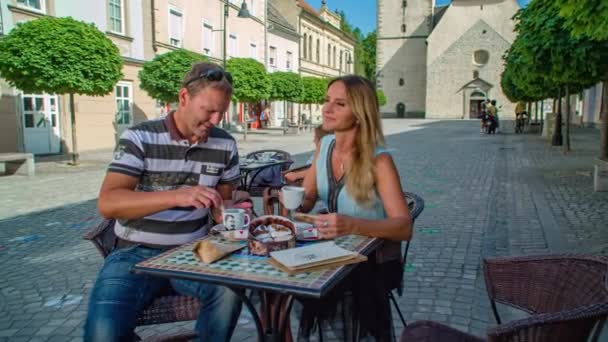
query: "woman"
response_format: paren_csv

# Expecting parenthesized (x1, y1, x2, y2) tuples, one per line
(297, 75, 412, 341)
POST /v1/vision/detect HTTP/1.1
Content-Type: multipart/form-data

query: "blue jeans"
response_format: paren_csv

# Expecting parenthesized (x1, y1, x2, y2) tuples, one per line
(84, 244, 242, 341)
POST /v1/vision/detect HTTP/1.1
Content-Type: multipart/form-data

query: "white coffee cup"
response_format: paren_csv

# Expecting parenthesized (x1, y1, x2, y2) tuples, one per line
(223, 208, 250, 230)
(282, 186, 305, 210)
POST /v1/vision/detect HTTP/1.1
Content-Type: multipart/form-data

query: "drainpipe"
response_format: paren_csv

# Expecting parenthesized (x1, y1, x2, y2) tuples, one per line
(151, 0, 157, 52)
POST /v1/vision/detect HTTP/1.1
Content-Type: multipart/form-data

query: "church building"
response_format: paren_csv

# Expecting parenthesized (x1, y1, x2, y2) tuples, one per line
(377, 0, 520, 119)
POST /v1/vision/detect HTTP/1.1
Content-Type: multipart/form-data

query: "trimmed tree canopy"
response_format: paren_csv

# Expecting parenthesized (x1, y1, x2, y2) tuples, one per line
(139, 49, 208, 103)
(376, 89, 387, 106)
(300, 77, 328, 104)
(225, 58, 271, 103)
(0, 17, 122, 95)
(269, 72, 302, 102)
(555, 0, 608, 41)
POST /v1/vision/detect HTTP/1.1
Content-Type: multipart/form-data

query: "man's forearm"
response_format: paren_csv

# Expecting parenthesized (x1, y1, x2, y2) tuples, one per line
(98, 189, 177, 220)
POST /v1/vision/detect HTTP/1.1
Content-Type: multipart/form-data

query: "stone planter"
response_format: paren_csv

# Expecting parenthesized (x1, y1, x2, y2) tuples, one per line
(594, 158, 608, 192)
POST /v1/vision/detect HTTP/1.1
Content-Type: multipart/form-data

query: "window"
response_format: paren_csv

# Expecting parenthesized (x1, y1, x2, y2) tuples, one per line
(249, 0, 255, 16)
(473, 50, 489, 65)
(16, 0, 44, 12)
(286, 51, 292, 70)
(202, 22, 214, 55)
(303, 34, 307, 59)
(316, 39, 320, 62)
(269, 46, 277, 67)
(473, 70, 479, 78)
(250, 41, 257, 60)
(229, 33, 237, 56)
(339, 50, 343, 71)
(108, 0, 125, 34)
(115, 82, 133, 125)
(327, 44, 331, 66)
(169, 7, 183, 47)
(308, 35, 312, 60)
(333, 46, 336, 67)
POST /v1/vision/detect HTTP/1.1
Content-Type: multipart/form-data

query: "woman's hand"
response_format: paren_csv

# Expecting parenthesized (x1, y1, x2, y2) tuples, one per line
(314, 213, 355, 239)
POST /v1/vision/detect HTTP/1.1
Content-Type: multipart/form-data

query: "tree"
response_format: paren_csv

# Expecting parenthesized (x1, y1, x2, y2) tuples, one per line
(225, 58, 271, 104)
(139, 49, 208, 104)
(299, 77, 328, 105)
(554, 0, 608, 159)
(555, 0, 608, 41)
(510, 1, 603, 150)
(269, 71, 302, 125)
(269, 72, 302, 102)
(360, 31, 377, 83)
(376, 89, 387, 106)
(0, 17, 123, 164)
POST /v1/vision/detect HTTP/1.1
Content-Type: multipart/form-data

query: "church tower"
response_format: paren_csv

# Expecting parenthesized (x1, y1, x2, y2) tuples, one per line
(377, 0, 433, 118)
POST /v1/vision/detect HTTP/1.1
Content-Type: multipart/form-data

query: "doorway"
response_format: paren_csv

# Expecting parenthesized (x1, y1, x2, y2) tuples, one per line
(469, 99, 483, 119)
(396, 103, 405, 118)
(22, 94, 61, 154)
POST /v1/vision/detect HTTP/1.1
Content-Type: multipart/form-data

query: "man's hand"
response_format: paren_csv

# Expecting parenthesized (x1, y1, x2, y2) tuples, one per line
(172, 186, 223, 209)
(314, 213, 355, 239)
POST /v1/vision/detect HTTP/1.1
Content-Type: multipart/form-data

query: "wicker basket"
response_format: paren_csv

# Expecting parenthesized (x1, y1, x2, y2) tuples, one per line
(248, 215, 296, 256)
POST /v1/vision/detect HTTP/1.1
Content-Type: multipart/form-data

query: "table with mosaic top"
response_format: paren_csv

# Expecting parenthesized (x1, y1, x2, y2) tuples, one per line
(133, 234, 381, 298)
(133, 234, 381, 342)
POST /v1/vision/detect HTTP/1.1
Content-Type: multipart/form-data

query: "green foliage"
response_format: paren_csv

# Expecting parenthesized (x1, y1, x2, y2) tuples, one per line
(357, 31, 377, 82)
(337, 9, 354, 35)
(139, 49, 208, 103)
(376, 89, 387, 106)
(269, 72, 302, 102)
(0, 17, 122, 95)
(299, 77, 328, 104)
(554, 0, 608, 41)
(502, 0, 607, 102)
(225, 58, 271, 103)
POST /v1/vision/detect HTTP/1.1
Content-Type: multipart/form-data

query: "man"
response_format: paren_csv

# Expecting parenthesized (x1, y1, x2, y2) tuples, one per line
(85, 62, 242, 341)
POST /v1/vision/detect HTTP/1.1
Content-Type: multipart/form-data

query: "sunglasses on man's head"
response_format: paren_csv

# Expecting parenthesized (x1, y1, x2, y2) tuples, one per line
(185, 69, 233, 86)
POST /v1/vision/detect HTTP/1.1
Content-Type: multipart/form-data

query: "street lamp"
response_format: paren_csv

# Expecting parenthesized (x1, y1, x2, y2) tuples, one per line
(218, 1, 250, 68)
(215, 1, 249, 128)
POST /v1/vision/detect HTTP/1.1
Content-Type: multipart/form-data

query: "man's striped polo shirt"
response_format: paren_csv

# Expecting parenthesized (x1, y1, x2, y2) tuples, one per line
(108, 112, 240, 246)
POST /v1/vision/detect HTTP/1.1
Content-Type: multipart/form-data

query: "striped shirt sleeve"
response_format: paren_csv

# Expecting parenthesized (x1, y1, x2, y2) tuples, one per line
(219, 142, 241, 184)
(107, 129, 145, 178)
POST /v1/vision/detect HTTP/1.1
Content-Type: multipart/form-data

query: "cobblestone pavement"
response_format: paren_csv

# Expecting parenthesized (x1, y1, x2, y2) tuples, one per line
(0, 120, 607, 341)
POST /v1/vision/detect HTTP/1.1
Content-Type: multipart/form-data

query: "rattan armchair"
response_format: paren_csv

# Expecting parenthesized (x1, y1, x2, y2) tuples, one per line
(401, 254, 608, 342)
(483, 254, 608, 342)
(83, 219, 200, 341)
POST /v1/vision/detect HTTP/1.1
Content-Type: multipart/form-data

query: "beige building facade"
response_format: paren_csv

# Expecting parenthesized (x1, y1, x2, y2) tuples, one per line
(377, 0, 520, 120)
(298, 0, 355, 124)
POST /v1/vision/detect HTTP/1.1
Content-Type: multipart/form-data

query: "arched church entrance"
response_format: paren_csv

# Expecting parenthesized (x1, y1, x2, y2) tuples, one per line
(468, 91, 486, 119)
(396, 103, 405, 118)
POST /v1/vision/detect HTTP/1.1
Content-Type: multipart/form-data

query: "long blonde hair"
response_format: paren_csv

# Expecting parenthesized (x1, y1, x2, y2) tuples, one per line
(328, 75, 385, 205)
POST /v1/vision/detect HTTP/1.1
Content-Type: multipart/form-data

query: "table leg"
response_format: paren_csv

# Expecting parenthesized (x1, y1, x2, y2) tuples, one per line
(229, 288, 265, 342)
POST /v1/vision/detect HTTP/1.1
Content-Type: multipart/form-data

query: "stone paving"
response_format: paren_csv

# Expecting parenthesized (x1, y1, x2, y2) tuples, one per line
(0, 120, 607, 341)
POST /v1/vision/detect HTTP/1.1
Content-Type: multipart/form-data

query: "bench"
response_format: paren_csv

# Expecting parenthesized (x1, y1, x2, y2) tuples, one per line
(0, 153, 35, 176)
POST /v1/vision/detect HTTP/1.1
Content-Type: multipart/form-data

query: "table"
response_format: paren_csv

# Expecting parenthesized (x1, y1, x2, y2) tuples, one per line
(238, 159, 292, 192)
(133, 235, 381, 341)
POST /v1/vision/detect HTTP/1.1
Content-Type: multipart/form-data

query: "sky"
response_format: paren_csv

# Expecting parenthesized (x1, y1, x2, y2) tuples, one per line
(306, 0, 531, 35)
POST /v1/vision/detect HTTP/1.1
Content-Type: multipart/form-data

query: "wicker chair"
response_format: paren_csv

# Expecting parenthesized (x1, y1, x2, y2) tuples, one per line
(83, 219, 200, 341)
(401, 254, 608, 342)
(399, 320, 485, 342)
(282, 164, 312, 186)
(244, 149, 293, 197)
(483, 254, 608, 342)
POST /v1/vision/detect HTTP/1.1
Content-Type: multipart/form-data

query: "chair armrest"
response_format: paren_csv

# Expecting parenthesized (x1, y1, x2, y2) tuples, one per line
(400, 320, 485, 342)
(483, 254, 608, 315)
(487, 302, 608, 342)
(82, 218, 117, 258)
(404, 191, 424, 221)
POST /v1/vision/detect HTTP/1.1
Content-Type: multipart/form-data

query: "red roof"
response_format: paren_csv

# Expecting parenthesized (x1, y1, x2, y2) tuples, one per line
(297, 0, 319, 16)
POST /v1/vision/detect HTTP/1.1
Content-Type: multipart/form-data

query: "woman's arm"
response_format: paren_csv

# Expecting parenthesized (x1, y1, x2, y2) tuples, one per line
(314, 153, 412, 241)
